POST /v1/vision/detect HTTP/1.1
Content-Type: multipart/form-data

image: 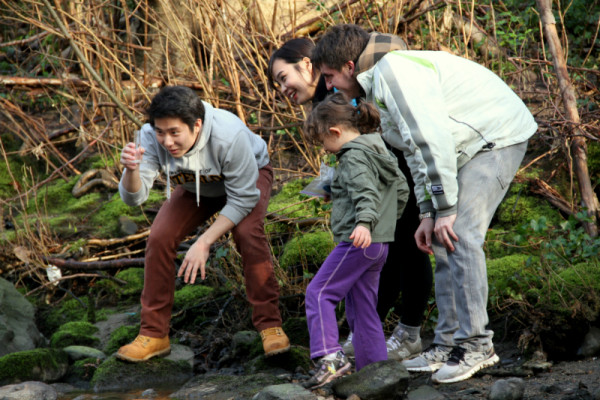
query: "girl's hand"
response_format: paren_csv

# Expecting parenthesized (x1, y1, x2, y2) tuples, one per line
(120, 142, 144, 169)
(350, 225, 371, 248)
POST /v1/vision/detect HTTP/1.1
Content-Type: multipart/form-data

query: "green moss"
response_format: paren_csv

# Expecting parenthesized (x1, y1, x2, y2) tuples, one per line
(246, 346, 312, 373)
(282, 317, 309, 348)
(114, 267, 145, 297)
(279, 231, 335, 270)
(488, 254, 534, 306)
(50, 321, 100, 349)
(0, 348, 69, 385)
(42, 297, 91, 335)
(173, 284, 214, 310)
(104, 324, 139, 355)
(67, 357, 101, 384)
(267, 178, 329, 234)
(90, 356, 192, 390)
(484, 228, 521, 259)
(496, 182, 563, 229)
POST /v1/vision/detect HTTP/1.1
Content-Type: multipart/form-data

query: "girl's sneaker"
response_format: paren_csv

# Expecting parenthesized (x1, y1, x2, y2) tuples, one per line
(303, 351, 352, 389)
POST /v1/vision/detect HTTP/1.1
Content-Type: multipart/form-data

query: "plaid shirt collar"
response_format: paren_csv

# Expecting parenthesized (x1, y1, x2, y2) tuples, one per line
(355, 32, 408, 77)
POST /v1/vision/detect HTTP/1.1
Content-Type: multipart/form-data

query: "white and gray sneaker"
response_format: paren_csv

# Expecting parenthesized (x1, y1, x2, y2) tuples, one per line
(386, 326, 422, 360)
(341, 332, 354, 356)
(432, 345, 500, 383)
(401, 344, 453, 372)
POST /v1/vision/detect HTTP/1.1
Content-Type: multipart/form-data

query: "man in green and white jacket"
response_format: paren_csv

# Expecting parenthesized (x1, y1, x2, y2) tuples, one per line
(312, 24, 537, 384)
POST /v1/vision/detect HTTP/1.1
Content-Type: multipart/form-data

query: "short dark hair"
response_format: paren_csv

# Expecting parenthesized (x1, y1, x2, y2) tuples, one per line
(267, 38, 315, 89)
(312, 24, 370, 70)
(303, 92, 381, 145)
(146, 86, 205, 131)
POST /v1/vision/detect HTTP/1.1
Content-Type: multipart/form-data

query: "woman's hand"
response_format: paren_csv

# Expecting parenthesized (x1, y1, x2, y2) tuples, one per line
(350, 225, 371, 248)
(415, 218, 434, 255)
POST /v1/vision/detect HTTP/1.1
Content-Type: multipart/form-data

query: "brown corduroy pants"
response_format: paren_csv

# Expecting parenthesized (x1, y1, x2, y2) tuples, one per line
(139, 164, 282, 337)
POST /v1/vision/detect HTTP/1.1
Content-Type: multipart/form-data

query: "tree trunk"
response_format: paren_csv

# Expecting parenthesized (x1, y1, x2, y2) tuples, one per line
(535, 0, 598, 236)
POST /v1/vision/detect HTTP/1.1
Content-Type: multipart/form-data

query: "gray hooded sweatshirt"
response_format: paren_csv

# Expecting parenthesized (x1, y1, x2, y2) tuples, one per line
(118, 101, 269, 225)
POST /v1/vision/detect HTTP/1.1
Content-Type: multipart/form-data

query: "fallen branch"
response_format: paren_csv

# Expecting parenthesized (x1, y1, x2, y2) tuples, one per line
(0, 75, 89, 87)
(42, 256, 145, 270)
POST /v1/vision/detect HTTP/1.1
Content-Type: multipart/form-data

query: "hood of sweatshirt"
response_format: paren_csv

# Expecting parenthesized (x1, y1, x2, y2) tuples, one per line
(338, 133, 399, 184)
(354, 32, 408, 77)
(163, 101, 214, 206)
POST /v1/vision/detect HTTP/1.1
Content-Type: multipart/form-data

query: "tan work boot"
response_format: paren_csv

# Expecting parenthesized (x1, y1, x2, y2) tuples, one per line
(116, 335, 171, 362)
(260, 327, 290, 357)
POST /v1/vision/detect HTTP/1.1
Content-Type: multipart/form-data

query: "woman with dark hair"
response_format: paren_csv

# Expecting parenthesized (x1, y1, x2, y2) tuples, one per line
(268, 36, 433, 363)
(267, 38, 328, 105)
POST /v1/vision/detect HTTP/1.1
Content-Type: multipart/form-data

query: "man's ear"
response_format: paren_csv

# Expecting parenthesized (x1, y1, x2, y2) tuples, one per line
(345, 60, 355, 75)
(328, 126, 342, 137)
(194, 118, 203, 134)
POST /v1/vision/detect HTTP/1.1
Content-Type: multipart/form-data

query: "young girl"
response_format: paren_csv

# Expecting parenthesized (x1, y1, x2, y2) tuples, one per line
(301, 92, 409, 388)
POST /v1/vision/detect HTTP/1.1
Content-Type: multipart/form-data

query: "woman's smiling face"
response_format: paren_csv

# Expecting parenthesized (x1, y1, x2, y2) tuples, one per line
(271, 57, 318, 105)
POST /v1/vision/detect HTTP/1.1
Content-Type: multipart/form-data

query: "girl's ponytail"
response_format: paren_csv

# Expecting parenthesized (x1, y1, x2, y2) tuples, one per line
(353, 101, 381, 134)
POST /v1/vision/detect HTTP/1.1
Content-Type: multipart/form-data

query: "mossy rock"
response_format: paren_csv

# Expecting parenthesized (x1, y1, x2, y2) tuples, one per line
(173, 284, 214, 310)
(245, 346, 312, 374)
(0, 348, 69, 385)
(50, 321, 100, 349)
(39, 296, 106, 336)
(91, 356, 192, 392)
(114, 267, 145, 298)
(283, 317, 310, 348)
(170, 372, 285, 399)
(64, 356, 102, 388)
(103, 324, 139, 355)
(279, 231, 335, 272)
(487, 254, 535, 308)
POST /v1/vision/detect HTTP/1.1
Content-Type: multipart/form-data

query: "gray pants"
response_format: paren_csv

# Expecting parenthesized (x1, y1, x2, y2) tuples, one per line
(432, 140, 528, 351)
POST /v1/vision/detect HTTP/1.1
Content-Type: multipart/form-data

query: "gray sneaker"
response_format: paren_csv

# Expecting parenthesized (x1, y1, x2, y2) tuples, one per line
(341, 332, 354, 356)
(432, 345, 500, 383)
(386, 326, 422, 361)
(401, 344, 453, 372)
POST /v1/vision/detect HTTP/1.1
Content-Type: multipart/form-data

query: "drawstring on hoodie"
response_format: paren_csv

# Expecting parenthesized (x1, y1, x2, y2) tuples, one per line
(166, 162, 171, 201)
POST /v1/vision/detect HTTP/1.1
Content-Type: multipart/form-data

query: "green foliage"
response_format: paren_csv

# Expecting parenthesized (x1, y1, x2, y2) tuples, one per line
(267, 178, 330, 234)
(173, 284, 215, 310)
(488, 212, 600, 354)
(484, 228, 521, 259)
(279, 231, 335, 272)
(496, 182, 564, 229)
(49, 321, 100, 349)
(104, 324, 139, 355)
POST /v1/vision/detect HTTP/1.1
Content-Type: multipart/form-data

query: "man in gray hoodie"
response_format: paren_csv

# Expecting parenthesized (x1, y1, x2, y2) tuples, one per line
(117, 86, 289, 362)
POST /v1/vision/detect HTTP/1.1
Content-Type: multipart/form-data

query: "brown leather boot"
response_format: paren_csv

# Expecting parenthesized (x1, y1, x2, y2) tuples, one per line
(260, 327, 290, 357)
(116, 335, 171, 362)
